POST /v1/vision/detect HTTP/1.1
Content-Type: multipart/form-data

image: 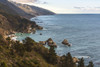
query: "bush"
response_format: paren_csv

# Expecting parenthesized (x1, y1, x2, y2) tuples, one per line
(23, 37, 36, 52)
(0, 62, 8, 67)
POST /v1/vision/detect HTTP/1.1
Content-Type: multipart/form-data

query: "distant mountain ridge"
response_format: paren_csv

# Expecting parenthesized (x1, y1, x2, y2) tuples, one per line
(0, 0, 55, 19)
(12, 2, 55, 16)
(0, 0, 33, 19)
(8, 0, 37, 3)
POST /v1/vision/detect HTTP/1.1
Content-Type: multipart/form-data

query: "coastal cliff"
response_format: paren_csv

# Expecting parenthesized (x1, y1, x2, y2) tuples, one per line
(0, 0, 44, 37)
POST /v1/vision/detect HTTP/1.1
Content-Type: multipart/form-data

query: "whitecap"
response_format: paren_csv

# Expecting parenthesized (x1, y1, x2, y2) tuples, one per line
(43, 28, 48, 30)
(75, 56, 91, 59)
(11, 37, 17, 41)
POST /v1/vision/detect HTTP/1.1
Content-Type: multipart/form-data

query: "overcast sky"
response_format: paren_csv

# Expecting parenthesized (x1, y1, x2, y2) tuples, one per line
(9, 0, 100, 14)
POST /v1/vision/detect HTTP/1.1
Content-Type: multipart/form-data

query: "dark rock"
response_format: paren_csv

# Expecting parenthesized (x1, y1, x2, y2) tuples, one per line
(46, 38, 57, 47)
(37, 26, 43, 30)
(62, 39, 71, 46)
(40, 33, 42, 35)
(73, 57, 79, 63)
(39, 41, 46, 45)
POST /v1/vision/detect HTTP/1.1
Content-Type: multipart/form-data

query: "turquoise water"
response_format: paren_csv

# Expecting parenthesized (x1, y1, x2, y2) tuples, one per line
(17, 14, 100, 67)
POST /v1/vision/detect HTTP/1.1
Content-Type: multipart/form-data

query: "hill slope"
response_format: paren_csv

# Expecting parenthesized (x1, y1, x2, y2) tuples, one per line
(0, 1, 43, 36)
(0, 0, 33, 19)
(0, 0, 55, 19)
(12, 2, 55, 16)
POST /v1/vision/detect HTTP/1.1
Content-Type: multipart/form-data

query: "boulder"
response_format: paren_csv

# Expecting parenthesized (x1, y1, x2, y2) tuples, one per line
(39, 41, 46, 45)
(73, 57, 79, 63)
(31, 28, 36, 33)
(46, 38, 57, 47)
(37, 26, 43, 30)
(40, 33, 42, 35)
(52, 42, 57, 47)
(48, 42, 57, 47)
(62, 39, 71, 46)
(47, 38, 53, 45)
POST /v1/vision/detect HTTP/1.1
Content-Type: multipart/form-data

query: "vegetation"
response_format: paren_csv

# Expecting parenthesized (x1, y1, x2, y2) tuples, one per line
(87, 61, 94, 67)
(47, 46, 57, 64)
(0, 2, 43, 35)
(78, 58, 85, 67)
(0, 35, 94, 67)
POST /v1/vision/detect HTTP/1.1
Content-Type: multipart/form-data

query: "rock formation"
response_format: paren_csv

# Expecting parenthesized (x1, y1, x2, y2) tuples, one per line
(46, 38, 57, 47)
(73, 57, 79, 63)
(39, 41, 46, 45)
(62, 39, 71, 46)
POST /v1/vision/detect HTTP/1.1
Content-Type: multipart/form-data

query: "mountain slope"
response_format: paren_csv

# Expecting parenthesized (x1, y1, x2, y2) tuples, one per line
(0, 1, 43, 36)
(0, 0, 33, 19)
(12, 2, 55, 16)
(0, 0, 55, 19)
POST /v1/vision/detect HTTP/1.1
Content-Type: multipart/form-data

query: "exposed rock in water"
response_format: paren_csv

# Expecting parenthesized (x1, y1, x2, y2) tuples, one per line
(40, 33, 42, 35)
(36, 25, 43, 30)
(46, 38, 57, 47)
(39, 41, 46, 45)
(62, 39, 71, 46)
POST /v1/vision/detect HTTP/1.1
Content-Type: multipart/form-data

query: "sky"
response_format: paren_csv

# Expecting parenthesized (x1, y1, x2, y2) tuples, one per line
(9, 0, 100, 14)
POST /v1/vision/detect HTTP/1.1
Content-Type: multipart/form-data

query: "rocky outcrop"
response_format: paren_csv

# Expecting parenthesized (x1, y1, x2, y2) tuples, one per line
(73, 57, 79, 63)
(39, 41, 46, 45)
(36, 26, 43, 30)
(47, 38, 53, 45)
(62, 39, 71, 46)
(39, 38, 57, 47)
(0, 10, 42, 34)
(46, 38, 57, 47)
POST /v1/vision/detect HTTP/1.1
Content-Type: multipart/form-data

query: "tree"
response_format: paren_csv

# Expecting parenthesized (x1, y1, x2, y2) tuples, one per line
(67, 52, 76, 67)
(14, 41, 25, 56)
(48, 46, 57, 64)
(61, 52, 76, 67)
(6, 37, 11, 46)
(87, 61, 94, 67)
(23, 37, 35, 52)
(78, 58, 85, 67)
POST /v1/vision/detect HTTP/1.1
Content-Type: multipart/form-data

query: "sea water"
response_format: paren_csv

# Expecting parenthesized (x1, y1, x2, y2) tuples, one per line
(16, 14, 100, 67)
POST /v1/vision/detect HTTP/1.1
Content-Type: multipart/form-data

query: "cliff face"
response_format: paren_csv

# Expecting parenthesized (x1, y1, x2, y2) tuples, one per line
(0, 1, 43, 36)
(0, 0, 54, 36)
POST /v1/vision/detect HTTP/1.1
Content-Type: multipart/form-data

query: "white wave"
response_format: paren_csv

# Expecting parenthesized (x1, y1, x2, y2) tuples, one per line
(11, 37, 17, 41)
(75, 56, 91, 59)
(43, 28, 47, 30)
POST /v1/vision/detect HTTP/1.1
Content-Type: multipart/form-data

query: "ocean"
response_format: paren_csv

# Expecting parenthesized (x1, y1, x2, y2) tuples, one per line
(16, 14, 100, 67)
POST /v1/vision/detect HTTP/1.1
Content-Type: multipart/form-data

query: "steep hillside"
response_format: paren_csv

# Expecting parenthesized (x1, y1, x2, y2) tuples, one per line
(0, 12, 43, 35)
(0, 0, 33, 19)
(12, 2, 55, 16)
(0, 0, 55, 19)
(0, 2, 43, 36)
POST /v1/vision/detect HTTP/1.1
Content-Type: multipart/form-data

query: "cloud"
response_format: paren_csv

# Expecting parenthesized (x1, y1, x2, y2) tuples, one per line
(73, 6, 100, 13)
(95, 7, 100, 8)
(74, 7, 85, 9)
